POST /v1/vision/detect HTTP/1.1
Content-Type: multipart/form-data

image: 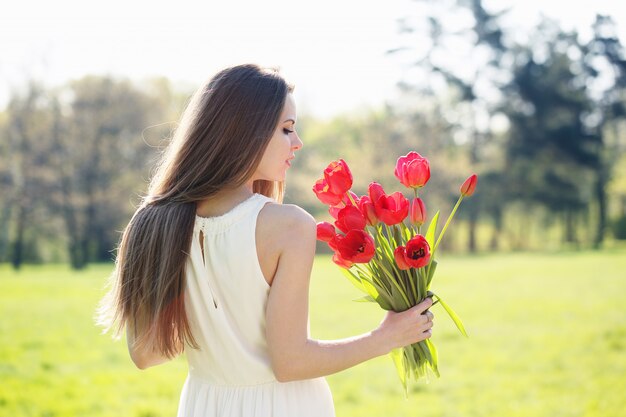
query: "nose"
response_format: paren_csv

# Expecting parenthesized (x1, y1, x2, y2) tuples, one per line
(291, 131, 303, 151)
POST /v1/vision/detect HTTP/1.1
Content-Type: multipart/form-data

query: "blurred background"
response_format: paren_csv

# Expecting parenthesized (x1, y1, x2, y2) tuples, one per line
(1, 0, 625, 267)
(1, 1, 625, 416)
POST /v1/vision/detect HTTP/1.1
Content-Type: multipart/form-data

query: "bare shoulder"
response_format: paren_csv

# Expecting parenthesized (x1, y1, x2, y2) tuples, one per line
(255, 203, 316, 286)
(257, 202, 316, 246)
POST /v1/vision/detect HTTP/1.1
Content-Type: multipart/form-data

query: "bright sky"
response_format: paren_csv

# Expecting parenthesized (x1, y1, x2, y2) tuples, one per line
(1, 0, 624, 119)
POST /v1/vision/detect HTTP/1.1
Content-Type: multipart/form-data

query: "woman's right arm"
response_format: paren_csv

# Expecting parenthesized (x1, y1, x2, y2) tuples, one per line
(264, 204, 434, 382)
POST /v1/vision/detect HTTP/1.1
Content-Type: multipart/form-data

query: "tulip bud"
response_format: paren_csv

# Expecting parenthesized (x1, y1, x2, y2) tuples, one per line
(460, 174, 478, 197)
(410, 198, 427, 226)
(395, 152, 431, 189)
(316, 222, 336, 242)
(368, 182, 386, 204)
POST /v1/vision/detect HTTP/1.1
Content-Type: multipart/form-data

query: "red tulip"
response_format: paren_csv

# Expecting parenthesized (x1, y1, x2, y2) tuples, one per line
(460, 174, 478, 197)
(335, 230, 375, 264)
(335, 205, 367, 233)
(410, 198, 427, 226)
(332, 252, 354, 269)
(328, 191, 360, 220)
(394, 246, 411, 270)
(316, 222, 336, 242)
(404, 235, 431, 268)
(324, 159, 353, 195)
(373, 192, 410, 226)
(358, 195, 379, 226)
(328, 234, 341, 251)
(395, 152, 431, 189)
(368, 182, 386, 204)
(313, 178, 343, 206)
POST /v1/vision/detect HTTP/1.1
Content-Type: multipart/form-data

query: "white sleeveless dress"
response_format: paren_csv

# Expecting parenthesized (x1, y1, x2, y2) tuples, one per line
(177, 193, 335, 417)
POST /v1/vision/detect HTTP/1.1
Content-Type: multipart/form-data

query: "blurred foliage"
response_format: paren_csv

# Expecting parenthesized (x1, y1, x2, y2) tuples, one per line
(0, 4, 625, 268)
(392, 1, 626, 251)
(0, 77, 189, 268)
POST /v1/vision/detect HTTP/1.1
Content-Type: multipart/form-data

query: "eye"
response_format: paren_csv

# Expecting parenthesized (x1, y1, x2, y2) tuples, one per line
(283, 128, 294, 134)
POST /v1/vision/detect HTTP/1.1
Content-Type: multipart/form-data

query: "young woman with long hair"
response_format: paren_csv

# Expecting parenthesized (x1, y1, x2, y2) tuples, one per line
(97, 64, 434, 417)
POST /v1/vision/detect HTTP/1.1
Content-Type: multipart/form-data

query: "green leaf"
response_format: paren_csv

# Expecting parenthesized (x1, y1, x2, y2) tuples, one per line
(369, 281, 395, 310)
(425, 211, 440, 250)
(359, 277, 379, 298)
(392, 225, 403, 247)
(390, 348, 408, 397)
(424, 339, 440, 377)
(401, 221, 412, 242)
(340, 268, 366, 293)
(416, 341, 432, 367)
(388, 277, 410, 310)
(353, 295, 376, 303)
(426, 259, 438, 287)
(378, 232, 395, 260)
(432, 292, 468, 337)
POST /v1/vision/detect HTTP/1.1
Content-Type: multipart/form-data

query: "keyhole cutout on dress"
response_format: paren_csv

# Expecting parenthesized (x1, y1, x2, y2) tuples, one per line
(199, 230, 206, 263)
(198, 230, 218, 309)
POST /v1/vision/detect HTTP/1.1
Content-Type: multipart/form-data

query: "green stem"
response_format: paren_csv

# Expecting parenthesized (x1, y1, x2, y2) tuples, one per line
(373, 257, 411, 309)
(432, 195, 464, 258)
(373, 224, 412, 309)
(412, 188, 421, 235)
(346, 191, 358, 206)
(410, 267, 419, 302)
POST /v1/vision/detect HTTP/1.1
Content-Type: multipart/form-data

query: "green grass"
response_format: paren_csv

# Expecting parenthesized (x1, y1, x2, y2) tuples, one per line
(1, 248, 625, 417)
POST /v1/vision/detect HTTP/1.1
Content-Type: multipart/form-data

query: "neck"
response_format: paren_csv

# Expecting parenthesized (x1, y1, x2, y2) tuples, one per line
(195, 186, 254, 217)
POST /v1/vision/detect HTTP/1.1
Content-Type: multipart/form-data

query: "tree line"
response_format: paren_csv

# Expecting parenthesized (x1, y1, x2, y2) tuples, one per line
(1, 4, 625, 269)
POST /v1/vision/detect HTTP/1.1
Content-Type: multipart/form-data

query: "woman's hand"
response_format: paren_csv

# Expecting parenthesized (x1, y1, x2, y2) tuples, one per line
(374, 297, 434, 353)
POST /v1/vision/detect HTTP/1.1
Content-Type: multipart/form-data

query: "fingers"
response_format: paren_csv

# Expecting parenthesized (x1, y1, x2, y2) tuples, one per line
(423, 310, 434, 323)
(419, 310, 434, 340)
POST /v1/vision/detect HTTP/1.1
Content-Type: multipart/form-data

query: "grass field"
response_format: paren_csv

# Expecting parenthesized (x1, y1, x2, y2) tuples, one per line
(1, 248, 625, 417)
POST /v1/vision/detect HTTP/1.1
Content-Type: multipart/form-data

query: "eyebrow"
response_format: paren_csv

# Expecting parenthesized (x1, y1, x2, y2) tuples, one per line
(283, 118, 296, 124)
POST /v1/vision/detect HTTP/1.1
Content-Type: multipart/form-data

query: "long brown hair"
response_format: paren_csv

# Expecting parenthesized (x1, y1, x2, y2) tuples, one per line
(97, 64, 292, 357)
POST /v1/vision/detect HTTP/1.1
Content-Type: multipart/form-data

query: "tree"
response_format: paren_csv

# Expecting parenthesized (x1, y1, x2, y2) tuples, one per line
(54, 76, 164, 268)
(391, 0, 510, 251)
(0, 76, 177, 268)
(583, 15, 626, 247)
(502, 17, 626, 248)
(1, 83, 58, 268)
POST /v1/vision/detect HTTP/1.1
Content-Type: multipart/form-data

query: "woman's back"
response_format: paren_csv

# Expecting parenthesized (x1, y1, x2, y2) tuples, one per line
(178, 192, 335, 416)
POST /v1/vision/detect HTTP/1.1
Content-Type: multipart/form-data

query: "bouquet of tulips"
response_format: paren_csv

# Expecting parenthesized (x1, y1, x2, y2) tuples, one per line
(312, 152, 477, 393)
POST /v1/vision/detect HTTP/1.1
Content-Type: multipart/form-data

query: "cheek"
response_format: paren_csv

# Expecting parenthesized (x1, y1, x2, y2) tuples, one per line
(269, 136, 290, 155)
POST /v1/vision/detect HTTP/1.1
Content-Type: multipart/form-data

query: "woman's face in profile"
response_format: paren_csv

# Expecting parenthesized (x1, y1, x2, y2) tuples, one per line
(253, 93, 303, 182)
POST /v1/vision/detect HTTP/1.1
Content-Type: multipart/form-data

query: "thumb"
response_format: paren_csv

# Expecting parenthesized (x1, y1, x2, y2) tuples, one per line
(413, 297, 433, 314)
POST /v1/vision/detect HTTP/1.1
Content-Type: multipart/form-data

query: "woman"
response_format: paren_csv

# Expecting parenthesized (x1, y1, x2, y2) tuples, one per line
(98, 64, 434, 417)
